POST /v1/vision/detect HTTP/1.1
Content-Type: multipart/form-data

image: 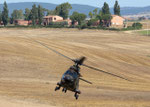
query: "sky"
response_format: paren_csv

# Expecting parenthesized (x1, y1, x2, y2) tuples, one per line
(0, 0, 150, 7)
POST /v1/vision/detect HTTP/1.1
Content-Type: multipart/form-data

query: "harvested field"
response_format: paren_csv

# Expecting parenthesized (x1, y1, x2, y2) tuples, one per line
(0, 28, 150, 107)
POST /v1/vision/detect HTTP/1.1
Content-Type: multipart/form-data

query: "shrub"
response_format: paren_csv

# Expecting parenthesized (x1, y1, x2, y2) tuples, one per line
(48, 21, 68, 28)
(121, 23, 143, 31)
(132, 22, 143, 29)
(87, 19, 99, 26)
(78, 23, 88, 29)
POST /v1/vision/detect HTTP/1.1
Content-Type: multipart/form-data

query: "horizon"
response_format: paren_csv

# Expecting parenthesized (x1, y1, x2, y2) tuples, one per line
(0, 0, 150, 8)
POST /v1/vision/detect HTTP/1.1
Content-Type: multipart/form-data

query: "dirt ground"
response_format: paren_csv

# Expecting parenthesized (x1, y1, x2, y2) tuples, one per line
(0, 28, 150, 107)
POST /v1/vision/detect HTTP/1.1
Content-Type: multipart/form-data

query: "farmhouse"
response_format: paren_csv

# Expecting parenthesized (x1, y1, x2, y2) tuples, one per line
(43, 15, 64, 26)
(14, 20, 31, 26)
(43, 15, 73, 26)
(111, 15, 125, 27)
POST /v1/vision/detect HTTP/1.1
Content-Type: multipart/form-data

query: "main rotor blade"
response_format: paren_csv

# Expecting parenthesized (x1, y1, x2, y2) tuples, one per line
(82, 64, 131, 82)
(26, 36, 74, 62)
(79, 78, 92, 84)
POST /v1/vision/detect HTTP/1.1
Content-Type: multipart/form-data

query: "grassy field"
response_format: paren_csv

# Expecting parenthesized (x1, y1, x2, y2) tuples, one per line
(138, 30, 150, 36)
(0, 28, 150, 107)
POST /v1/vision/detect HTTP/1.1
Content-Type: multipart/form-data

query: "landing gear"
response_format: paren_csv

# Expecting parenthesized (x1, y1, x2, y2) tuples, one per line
(75, 90, 81, 94)
(55, 82, 61, 91)
(74, 89, 81, 100)
(55, 86, 60, 91)
(74, 92, 79, 100)
(62, 88, 67, 93)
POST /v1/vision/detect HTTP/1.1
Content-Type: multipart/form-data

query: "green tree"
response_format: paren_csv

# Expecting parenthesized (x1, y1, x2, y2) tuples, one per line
(11, 10, 23, 23)
(30, 4, 38, 25)
(96, 11, 103, 26)
(47, 10, 55, 16)
(24, 8, 31, 21)
(38, 5, 44, 25)
(102, 2, 110, 15)
(87, 18, 99, 26)
(0, 11, 2, 23)
(55, 2, 72, 19)
(93, 8, 98, 18)
(88, 11, 93, 18)
(70, 12, 86, 25)
(2, 1, 9, 26)
(114, 0, 120, 16)
(100, 2, 112, 27)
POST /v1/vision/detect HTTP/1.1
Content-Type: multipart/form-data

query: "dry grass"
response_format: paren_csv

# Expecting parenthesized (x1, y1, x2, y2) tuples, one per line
(0, 28, 150, 107)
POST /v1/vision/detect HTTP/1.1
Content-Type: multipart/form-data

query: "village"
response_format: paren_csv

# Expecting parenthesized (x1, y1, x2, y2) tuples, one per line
(0, 1, 143, 30)
(13, 14, 125, 27)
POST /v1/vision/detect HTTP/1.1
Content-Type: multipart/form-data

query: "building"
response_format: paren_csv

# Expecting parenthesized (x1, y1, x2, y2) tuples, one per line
(111, 15, 125, 27)
(43, 15, 64, 26)
(0, 21, 3, 25)
(65, 19, 72, 26)
(14, 20, 31, 26)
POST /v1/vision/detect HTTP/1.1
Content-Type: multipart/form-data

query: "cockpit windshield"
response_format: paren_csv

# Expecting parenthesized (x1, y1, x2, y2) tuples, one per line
(63, 70, 78, 79)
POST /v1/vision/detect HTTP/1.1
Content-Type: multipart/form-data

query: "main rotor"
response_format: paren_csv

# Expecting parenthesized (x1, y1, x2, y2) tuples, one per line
(26, 36, 131, 82)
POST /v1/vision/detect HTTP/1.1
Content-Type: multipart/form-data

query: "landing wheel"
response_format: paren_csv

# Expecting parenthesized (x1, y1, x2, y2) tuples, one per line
(64, 89, 67, 93)
(74, 93, 79, 100)
(62, 88, 65, 92)
(62, 88, 67, 93)
(55, 86, 60, 91)
(57, 82, 61, 86)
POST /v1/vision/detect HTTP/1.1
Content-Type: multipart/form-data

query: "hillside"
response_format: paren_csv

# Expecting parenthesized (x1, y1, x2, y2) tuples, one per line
(0, 28, 150, 107)
(0, 2, 97, 16)
(0, 2, 150, 16)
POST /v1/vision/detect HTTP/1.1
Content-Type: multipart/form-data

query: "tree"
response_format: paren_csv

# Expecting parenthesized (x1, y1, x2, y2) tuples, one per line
(38, 5, 44, 25)
(93, 8, 98, 17)
(47, 10, 55, 16)
(24, 8, 31, 21)
(55, 2, 72, 19)
(30, 4, 38, 25)
(100, 2, 112, 27)
(70, 12, 86, 25)
(89, 8, 98, 19)
(102, 2, 110, 15)
(114, 0, 120, 16)
(0, 11, 2, 23)
(96, 11, 103, 26)
(11, 10, 23, 23)
(2, 1, 9, 26)
(88, 11, 93, 18)
(87, 18, 99, 26)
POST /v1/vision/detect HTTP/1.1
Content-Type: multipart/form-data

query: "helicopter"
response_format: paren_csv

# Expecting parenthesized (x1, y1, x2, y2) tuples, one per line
(54, 56, 130, 100)
(26, 36, 130, 100)
(54, 57, 92, 99)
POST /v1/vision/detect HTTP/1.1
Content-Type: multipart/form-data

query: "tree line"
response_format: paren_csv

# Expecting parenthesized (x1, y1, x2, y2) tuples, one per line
(0, 1, 121, 27)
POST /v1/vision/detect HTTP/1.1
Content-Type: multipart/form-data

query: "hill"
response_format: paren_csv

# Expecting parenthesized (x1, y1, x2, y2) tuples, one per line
(0, 2, 97, 16)
(0, 2, 150, 16)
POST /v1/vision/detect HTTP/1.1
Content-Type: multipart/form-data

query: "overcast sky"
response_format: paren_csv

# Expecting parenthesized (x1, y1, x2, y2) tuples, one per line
(0, 0, 149, 7)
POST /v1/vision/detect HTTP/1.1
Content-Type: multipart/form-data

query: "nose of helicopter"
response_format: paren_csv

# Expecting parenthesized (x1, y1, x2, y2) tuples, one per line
(64, 75, 74, 82)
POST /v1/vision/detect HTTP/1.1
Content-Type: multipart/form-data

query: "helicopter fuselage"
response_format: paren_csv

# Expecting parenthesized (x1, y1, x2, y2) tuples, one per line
(55, 65, 81, 99)
(60, 69, 79, 91)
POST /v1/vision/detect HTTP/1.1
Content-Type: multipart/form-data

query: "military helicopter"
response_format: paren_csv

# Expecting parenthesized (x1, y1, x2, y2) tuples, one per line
(27, 36, 130, 100)
(54, 56, 130, 100)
